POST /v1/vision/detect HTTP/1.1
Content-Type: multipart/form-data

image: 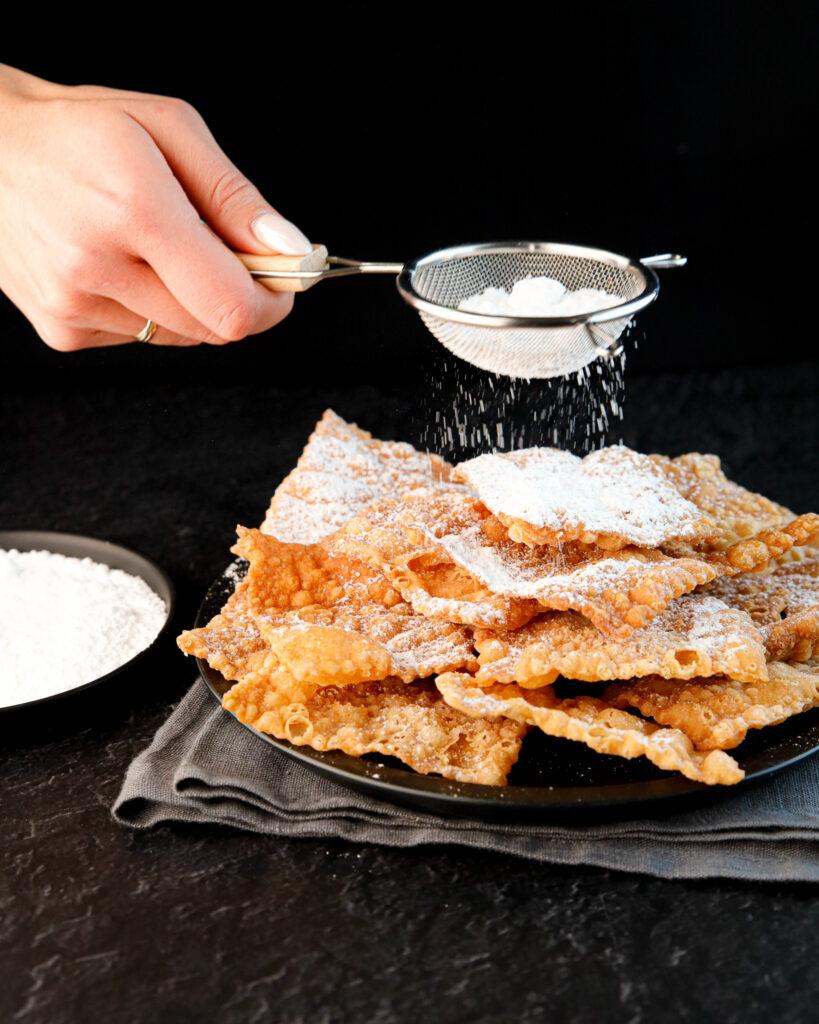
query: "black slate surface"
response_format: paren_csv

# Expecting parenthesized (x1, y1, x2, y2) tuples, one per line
(1, 358, 818, 1023)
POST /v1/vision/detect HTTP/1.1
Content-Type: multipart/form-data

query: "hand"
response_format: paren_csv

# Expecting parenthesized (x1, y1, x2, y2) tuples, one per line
(0, 65, 311, 349)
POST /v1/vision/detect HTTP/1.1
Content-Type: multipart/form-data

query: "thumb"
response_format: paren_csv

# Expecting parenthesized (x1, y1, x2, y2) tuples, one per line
(124, 95, 312, 255)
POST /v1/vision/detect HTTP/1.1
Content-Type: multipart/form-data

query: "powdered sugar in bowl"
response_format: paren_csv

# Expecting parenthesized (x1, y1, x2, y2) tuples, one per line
(0, 531, 173, 711)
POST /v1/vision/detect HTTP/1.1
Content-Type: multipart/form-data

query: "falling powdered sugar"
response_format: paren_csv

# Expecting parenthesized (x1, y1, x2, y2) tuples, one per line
(417, 340, 628, 462)
(0, 549, 167, 707)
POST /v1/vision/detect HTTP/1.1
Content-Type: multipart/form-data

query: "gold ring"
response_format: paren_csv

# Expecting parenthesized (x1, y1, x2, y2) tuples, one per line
(134, 319, 158, 344)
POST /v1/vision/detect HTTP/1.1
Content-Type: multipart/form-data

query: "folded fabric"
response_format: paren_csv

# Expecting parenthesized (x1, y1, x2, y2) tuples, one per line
(112, 680, 819, 882)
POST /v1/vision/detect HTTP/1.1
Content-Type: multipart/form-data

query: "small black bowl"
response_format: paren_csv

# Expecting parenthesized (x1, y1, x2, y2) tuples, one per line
(0, 530, 174, 713)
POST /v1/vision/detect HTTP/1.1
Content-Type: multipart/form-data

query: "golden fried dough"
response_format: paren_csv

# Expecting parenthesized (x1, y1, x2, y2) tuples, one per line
(177, 581, 267, 681)
(235, 524, 402, 613)
(765, 609, 819, 663)
(474, 594, 769, 687)
(391, 557, 539, 631)
(436, 673, 743, 785)
(434, 496, 817, 638)
(261, 624, 393, 686)
(179, 409, 819, 790)
(456, 447, 817, 580)
(235, 526, 477, 684)
(703, 555, 819, 661)
(261, 409, 451, 544)
(650, 452, 794, 548)
(392, 488, 719, 637)
(454, 446, 708, 550)
(257, 607, 477, 685)
(224, 676, 527, 785)
(335, 489, 817, 640)
(605, 660, 819, 751)
(333, 497, 540, 630)
(670, 513, 819, 574)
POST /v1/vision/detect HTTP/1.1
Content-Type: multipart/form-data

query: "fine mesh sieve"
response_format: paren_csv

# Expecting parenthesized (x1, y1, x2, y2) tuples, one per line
(238, 241, 686, 379)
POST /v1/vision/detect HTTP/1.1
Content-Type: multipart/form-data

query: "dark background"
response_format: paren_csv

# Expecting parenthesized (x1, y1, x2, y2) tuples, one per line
(2, 3, 816, 387)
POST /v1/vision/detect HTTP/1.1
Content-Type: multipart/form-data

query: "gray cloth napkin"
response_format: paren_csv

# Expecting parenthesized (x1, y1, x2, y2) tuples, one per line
(112, 680, 819, 882)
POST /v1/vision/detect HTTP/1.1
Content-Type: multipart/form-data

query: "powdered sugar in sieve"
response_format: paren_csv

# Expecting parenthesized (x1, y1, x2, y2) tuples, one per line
(396, 244, 687, 379)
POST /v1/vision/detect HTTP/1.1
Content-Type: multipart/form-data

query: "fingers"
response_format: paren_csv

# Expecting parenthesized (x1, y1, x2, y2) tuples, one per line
(113, 130, 294, 342)
(121, 95, 311, 257)
(31, 297, 202, 350)
(29, 288, 282, 351)
(74, 297, 203, 347)
(97, 258, 294, 344)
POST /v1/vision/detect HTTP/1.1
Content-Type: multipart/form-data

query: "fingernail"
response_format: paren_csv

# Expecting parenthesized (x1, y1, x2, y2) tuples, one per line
(250, 212, 311, 255)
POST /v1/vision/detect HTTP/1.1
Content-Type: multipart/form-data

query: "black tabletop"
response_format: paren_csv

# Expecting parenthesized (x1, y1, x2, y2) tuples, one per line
(1, 355, 818, 1024)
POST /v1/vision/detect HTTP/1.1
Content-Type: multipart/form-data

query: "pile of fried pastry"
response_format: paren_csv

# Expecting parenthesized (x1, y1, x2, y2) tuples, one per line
(178, 411, 819, 787)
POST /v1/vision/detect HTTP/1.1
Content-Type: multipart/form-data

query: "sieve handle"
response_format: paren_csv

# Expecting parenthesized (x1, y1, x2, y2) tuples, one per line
(640, 253, 688, 269)
(235, 245, 403, 292)
(326, 256, 405, 274)
(235, 244, 329, 292)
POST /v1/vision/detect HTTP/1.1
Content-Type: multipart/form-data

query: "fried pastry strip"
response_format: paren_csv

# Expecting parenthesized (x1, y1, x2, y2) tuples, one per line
(177, 581, 267, 681)
(261, 409, 451, 544)
(670, 513, 819, 574)
(648, 452, 794, 549)
(237, 526, 477, 684)
(455, 446, 803, 557)
(333, 482, 817, 640)
(474, 594, 769, 687)
(454, 446, 708, 550)
(436, 673, 743, 785)
(765, 609, 819, 663)
(391, 489, 719, 637)
(333, 497, 539, 630)
(604, 660, 819, 751)
(703, 555, 819, 661)
(224, 675, 527, 785)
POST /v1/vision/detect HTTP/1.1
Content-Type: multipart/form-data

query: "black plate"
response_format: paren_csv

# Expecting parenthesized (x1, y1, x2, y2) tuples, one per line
(197, 561, 819, 816)
(0, 530, 174, 713)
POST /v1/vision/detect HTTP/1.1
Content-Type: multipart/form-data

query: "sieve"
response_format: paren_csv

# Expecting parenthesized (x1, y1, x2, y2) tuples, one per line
(237, 241, 686, 379)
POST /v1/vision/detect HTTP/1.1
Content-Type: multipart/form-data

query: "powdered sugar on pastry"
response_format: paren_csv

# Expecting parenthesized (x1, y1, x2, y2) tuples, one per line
(331, 497, 540, 631)
(703, 555, 819, 627)
(474, 594, 769, 687)
(179, 407, 819, 789)
(177, 580, 268, 682)
(258, 606, 478, 685)
(396, 489, 717, 637)
(236, 526, 477, 684)
(702, 555, 819, 662)
(455, 446, 706, 550)
(261, 409, 451, 544)
(649, 452, 794, 548)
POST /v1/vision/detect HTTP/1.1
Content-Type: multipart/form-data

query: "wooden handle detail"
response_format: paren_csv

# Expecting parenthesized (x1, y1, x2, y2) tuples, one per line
(236, 244, 329, 292)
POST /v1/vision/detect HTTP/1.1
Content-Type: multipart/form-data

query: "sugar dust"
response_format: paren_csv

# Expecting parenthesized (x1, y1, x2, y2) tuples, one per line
(416, 339, 630, 463)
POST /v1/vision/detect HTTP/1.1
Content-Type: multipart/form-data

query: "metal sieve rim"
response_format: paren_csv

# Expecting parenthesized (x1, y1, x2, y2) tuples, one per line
(395, 241, 660, 328)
